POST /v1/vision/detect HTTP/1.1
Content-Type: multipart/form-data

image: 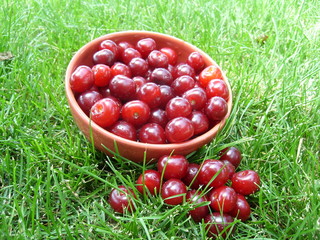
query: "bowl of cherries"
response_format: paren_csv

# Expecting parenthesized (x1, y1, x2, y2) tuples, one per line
(65, 30, 232, 162)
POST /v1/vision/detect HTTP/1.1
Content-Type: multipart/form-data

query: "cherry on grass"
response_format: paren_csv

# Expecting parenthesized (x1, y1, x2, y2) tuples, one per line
(198, 159, 229, 188)
(157, 154, 189, 180)
(90, 98, 120, 128)
(161, 178, 187, 205)
(208, 186, 237, 213)
(231, 170, 261, 195)
(204, 212, 235, 239)
(186, 190, 209, 222)
(165, 117, 194, 143)
(229, 194, 251, 222)
(182, 163, 201, 189)
(136, 169, 161, 195)
(108, 185, 136, 214)
(220, 146, 242, 168)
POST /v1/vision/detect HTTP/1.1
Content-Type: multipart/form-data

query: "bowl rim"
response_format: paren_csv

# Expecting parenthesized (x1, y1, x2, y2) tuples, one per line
(65, 30, 232, 151)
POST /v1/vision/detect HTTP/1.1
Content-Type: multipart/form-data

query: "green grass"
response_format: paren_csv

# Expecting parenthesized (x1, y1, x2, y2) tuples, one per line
(1, 0, 319, 239)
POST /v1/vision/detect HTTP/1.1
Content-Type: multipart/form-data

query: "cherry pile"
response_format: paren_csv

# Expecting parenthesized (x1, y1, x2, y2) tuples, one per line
(108, 146, 261, 238)
(69, 37, 229, 143)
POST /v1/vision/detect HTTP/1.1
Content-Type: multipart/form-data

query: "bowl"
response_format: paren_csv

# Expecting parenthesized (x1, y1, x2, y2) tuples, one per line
(65, 30, 232, 163)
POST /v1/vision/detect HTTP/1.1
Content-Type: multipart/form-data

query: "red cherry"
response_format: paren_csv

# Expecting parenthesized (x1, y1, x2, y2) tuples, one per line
(220, 147, 242, 168)
(229, 194, 251, 222)
(136, 169, 161, 195)
(92, 64, 112, 87)
(111, 62, 132, 78)
(182, 163, 201, 189)
(165, 97, 192, 120)
(99, 39, 120, 60)
(121, 47, 142, 65)
(147, 50, 169, 68)
(109, 120, 137, 141)
(188, 111, 210, 136)
(121, 100, 150, 127)
(231, 170, 261, 195)
(136, 38, 156, 58)
(108, 185, 135, 214)
(136, 82, 161, 109)
(205, 96, 228, 121)
(139, 123, 166, 144)
(208, 186, 237, 213)
(198, 159, 229, 188)
(161, 179, 187, 205)
(149, 108, 168, 128)
(70, 65, 94, 93)
(206, 79, 229, 101)
(171, 75, 195, 96)
(77, 90, 103, 116)
(160, 47, 177, 65)
(222, 160, 236, 179)
(198, 65, 223, 88)
(182, 87, 207, 110)
(128, 57, 149, 77)
(157, 154, 189, 180)
(109, 75, 136, 102)
(165, 117, 194, 143)
(186, 190, 209, 222)
(90, 98, 120, 128)
(204, 212, 235, 238)
(93, 49, 115, 66)
(187, 52, 205, 72)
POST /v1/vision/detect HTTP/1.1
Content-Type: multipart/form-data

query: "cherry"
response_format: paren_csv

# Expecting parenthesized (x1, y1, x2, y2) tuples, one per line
(161, 179, 187, 205)
(121, 100, 150, 127)
(205, 96, 228, 121)
(136, 169, 161, 195)
(147, 50, 169, 68)
(204, 212, 235, 239)
(173, 63, 196, 79)
(186, 190, 209, 222)
(109, 75, 136, 102)
(165, 117, 194, 143)
(70, 65, 94, 93)
(109, 120, 137, 141)
(132, 76, 147, 92)
(157, 154, 189, 180)
(220, 147, 242, 168)
(229, 194, 251, 222)
(90, 98, 120, 128)
(128, 57, 149, 77)
(187, 52, 205, 72)
(138, 123, 166, 144)
(108, 185, 135, 214)
(188, 111, 210, 136)
(136, 38, 156, 58)
(111, 62, 132, 78)
(99, 39, 120, 60)
(198, 65, 223, 88)
(160, 47, 177, 65)
(117, 41, 134, 56)
(92, 64, 112, 87)
(149, 108, 168, 128)
(198, 159, 229, 188)
(182, 163, 201, 189)
(222, 160, 236, 179)
(209, 186, 237, 213)
(136, 82, 161, 109)
(159, 85, 175, 109)
(165, 97, 192, 120)
(121, 47, 142, 65)
(171, 75, 195, 96)
(77, 90, 103, 116)
(150, 68, 173, 85)
(93, 49, 115, 66)
(231, 170, 260, 195)
(182, 87, 207, 110)
(206, 79, 229, 100)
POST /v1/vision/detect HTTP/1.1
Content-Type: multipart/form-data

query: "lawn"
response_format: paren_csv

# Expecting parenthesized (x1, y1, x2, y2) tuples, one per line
(1, 0, 319, 239)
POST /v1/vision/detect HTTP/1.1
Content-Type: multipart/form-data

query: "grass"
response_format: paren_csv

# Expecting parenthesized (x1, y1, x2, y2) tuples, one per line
(0, 0, 319, 239)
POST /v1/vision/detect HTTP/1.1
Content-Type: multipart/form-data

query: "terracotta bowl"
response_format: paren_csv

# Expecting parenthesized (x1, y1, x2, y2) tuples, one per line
(65, 30, 232, 163)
